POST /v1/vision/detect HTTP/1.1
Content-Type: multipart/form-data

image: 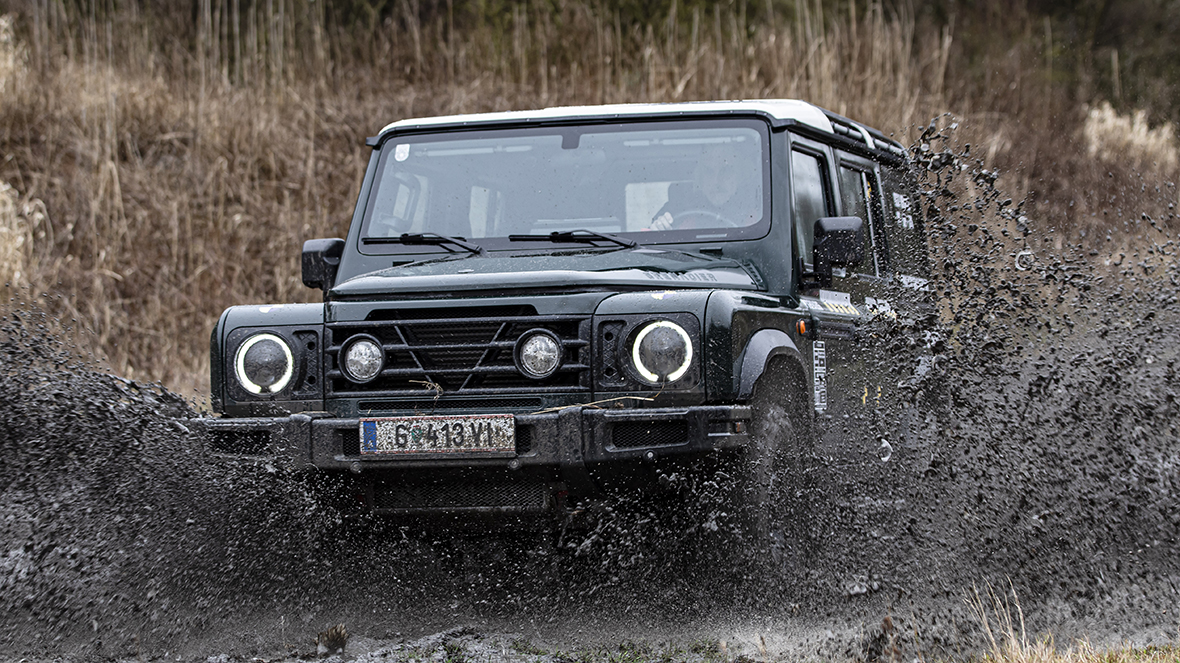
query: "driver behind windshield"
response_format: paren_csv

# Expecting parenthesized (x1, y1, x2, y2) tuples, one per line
(646, 142, 759, 231)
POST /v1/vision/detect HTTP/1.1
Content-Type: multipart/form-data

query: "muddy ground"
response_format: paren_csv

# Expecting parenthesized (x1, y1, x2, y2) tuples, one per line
(1, 144, 1179, 661)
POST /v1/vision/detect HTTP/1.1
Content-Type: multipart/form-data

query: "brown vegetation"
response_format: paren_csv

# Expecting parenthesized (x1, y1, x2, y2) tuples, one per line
(967, 585, 1180, 663)
(0, 1, 1176, 396)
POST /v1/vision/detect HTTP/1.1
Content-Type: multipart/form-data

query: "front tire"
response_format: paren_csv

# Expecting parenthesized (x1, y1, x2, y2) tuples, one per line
(736, 356, 810, 575)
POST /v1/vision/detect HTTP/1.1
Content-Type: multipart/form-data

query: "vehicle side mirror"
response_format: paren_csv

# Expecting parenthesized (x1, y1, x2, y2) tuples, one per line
(812, 216, 865, 287)
(302, 238, 345, 294)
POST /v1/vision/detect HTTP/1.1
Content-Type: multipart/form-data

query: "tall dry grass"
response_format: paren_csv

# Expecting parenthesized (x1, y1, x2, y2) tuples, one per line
(0, 0, 1175, 396)
(967, 584, 1180, 663)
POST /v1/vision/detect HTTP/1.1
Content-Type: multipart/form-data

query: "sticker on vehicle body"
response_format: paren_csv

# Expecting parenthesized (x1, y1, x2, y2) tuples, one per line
(892, 192, 914, 229)
(813, 340, 828, 414)
(821, 301, 860, 315)
(643, 271, 719, 282)
(800, 297, 858, 316)
(816, 290, 859, 315)
(819, 289, 852, 305)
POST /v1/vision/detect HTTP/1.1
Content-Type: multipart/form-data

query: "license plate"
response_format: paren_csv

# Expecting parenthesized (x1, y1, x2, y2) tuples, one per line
(359, 414, 515, 454)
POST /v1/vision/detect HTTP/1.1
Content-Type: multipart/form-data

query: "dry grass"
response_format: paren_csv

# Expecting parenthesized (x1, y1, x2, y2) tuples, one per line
(967, 585, 1180, 663)
(0, 181, 33, 288)
(0, 1, 1176, 396)
(1084, 101, 1179, 174)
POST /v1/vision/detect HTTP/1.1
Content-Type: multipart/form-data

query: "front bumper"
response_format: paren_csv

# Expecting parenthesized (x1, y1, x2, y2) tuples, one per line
(194, 404, 750, 514)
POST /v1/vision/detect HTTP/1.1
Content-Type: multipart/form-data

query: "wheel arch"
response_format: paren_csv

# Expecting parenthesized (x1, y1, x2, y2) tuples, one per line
(737, 328, 809, 404)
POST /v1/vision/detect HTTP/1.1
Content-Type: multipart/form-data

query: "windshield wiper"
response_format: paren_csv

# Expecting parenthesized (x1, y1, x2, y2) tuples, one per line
(508, 229, 638, 249)
(363, 233, 486, 255)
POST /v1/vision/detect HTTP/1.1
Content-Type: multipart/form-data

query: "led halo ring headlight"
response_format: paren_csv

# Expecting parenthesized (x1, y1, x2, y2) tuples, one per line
(234, 332, 295, 395)
(514, 329, 564, 379)
(340, 334, 385, 383)
(631, 320, 693, 384)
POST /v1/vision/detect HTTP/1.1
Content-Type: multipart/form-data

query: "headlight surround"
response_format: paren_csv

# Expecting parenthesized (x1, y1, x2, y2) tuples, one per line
(234, 333, 295, 394)
(631, 320, 693, 383)
(341, 335, 385, 383)
(514, 329, 563, 379)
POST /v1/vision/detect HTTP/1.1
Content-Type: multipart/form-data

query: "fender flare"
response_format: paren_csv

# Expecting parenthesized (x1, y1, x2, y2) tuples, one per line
(737, 328, 807, 401)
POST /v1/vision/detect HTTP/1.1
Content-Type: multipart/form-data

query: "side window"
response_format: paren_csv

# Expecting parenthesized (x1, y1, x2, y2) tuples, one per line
(881, 166, 929, 277)
(791, 149, 832, 265)
(837, 164, 879, 277)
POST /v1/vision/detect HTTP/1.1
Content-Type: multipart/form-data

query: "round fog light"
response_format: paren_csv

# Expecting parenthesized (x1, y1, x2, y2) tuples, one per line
(342, 336, 384, 383)
(515, 330, 563, 379)
(632, 320, 693, 383)
(235, 333, 294, 394)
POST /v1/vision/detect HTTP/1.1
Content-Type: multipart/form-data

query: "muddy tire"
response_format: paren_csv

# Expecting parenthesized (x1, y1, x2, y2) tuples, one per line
(733, 356, 810, 578)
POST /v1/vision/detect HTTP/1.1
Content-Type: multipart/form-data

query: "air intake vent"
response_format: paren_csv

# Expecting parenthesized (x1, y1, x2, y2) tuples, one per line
(611, 421, 688, 449)
(515, 425, 534, 454)
(366, 305, 537, 321)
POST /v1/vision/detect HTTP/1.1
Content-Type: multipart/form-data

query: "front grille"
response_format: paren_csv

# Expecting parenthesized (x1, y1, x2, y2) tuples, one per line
(327, 307, 591, 397)
(358, 398, 543, 412)
(372, 479, 549, 512)
(611, 421, 688, 449)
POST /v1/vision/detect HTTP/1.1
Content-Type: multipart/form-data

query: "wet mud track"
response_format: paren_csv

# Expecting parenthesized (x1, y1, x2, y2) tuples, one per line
(3, 268, 1177, 661)
(3, 161, 1180, 660)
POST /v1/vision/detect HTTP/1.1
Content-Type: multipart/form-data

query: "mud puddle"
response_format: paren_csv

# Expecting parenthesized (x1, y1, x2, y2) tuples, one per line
(2, 129, 1179, 661)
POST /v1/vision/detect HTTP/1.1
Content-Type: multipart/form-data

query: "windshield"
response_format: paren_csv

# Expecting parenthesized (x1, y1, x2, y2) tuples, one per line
(360, 119, 771, 253)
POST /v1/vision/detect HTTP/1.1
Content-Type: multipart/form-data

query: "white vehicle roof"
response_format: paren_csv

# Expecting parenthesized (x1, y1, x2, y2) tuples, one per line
(375, 99, 908, 159)
(378, 99, 835, 135)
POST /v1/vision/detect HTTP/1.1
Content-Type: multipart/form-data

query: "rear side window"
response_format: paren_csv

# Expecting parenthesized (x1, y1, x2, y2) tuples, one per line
(880, 167, 928, 277)
(837, 164, 880, 276)
(791, 150, 831, 265)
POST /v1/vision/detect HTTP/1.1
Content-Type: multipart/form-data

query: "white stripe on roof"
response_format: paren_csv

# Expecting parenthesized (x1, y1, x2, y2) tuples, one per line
(377, 99, 835, 136)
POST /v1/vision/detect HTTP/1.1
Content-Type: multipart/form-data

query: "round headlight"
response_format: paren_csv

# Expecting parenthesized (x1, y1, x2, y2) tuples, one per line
(631, 320, 693, 383)
(235, 333, 294, 394)
(342, 336, 384, 383)
(515, 330, 563, 379)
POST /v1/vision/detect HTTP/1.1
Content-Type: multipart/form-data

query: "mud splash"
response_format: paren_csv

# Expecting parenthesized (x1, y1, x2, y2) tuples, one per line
(2, 123, 1179, 660)
(792, 122, 1180, 656)
(0, 310, 332, 656)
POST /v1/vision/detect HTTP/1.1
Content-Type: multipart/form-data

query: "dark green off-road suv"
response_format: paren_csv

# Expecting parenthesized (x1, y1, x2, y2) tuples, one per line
(199, 100, 928, 536)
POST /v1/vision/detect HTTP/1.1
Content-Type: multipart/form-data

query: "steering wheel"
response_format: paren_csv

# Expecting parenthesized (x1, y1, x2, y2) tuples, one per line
(674, 209, 739, 229)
